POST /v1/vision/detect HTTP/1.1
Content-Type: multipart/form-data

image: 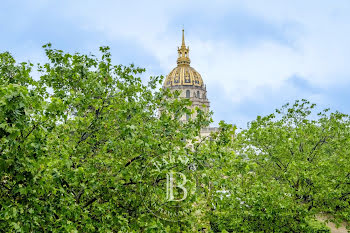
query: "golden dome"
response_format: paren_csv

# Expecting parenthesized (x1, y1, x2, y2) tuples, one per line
(164, 66, 203, 87)
(163, 29, 204, 88)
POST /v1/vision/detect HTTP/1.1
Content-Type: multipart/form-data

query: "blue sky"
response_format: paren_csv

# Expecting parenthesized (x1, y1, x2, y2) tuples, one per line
(1, 0, 350, 127)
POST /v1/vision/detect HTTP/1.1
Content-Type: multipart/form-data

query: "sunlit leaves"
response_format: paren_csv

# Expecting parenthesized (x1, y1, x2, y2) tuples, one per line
(0, 46, 212, 232)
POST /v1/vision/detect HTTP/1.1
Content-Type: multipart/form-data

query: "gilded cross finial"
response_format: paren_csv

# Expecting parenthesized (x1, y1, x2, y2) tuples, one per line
(182, 28, 185, 47)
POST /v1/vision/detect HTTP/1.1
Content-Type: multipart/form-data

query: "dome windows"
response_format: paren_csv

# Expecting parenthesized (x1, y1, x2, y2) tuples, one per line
(186, 90, 190, 98)
(184, 70, 191, 83)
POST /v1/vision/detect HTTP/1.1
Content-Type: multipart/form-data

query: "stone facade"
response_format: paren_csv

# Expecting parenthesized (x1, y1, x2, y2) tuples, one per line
(166, 85, 210, 122)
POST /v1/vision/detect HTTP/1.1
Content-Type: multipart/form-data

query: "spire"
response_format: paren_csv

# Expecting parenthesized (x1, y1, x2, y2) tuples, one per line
(182, 28, 185, 47)
(177, 28, 190, 66)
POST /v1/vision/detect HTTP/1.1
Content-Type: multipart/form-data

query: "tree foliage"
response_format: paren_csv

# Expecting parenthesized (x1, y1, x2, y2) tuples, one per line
(204, 100, 349, 232)
(0, 45, 212, 232)
(0, 45, 349, 232)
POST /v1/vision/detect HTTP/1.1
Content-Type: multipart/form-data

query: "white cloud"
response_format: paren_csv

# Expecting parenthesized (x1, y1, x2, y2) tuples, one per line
(9, 0, 348, 124)
(59, 0, 350, 101)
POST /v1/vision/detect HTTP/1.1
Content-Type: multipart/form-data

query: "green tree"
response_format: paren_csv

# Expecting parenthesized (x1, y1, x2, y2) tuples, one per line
(203, 100, 349, 232)
(0, 45, 211, 232)
(1, 44, 349, 232)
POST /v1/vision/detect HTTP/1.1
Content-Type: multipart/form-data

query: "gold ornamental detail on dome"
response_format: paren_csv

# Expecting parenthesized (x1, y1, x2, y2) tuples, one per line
(163, 29, 204, 88)
(165, 66, 203, 87)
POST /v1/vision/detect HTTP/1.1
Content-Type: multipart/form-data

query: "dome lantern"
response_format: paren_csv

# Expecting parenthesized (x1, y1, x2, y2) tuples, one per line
(177, 29, 191, 66)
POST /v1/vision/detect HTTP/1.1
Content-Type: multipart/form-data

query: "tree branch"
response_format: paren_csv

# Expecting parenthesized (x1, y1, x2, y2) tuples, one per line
(125, 155, 142, 168)
(84, 197, 97, 208)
